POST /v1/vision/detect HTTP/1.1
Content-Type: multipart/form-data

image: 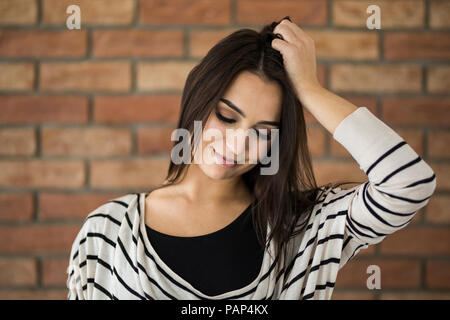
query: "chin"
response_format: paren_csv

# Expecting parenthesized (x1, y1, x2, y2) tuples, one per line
(198, 163, 257, 180)
(199, 164, 238, 180)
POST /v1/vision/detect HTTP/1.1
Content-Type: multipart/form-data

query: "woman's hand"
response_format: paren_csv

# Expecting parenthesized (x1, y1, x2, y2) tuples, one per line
(271, 18, 322, 102)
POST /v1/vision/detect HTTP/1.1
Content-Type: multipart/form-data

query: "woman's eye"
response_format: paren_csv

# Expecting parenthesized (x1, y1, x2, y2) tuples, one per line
(215, 111, 236, 124)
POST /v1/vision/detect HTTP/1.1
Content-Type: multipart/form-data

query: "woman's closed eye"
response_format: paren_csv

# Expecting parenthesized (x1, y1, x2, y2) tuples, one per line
(215, 110, 272, 140)
(215, 110, 236, 124)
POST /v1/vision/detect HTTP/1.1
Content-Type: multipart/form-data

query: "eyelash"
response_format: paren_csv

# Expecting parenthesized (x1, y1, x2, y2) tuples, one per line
(215, 110, 235, 124)
(215, 111, 272, 140)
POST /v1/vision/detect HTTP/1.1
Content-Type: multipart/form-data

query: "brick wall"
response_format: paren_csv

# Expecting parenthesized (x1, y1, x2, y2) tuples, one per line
(0, 0, 448, 300)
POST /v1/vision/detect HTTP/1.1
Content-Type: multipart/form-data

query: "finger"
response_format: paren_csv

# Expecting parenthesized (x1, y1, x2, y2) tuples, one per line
(273, 22, 298, 44)
(278, 19, 312, 43)
(271, 37, 291, 53)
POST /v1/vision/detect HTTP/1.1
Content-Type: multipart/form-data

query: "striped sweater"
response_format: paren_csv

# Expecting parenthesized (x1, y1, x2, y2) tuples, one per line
(66, 106, 437, 300)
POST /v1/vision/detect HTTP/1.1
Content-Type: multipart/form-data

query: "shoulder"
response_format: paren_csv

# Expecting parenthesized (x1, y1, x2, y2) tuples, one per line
(72, 193, 141, 250)
(69, 193, 142, 260)
(83, 193, 139, 232)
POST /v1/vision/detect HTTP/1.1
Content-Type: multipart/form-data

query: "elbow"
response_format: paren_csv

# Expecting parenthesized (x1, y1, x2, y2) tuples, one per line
(417, 166, 437, 200)
(402, 163, 437, 206)
(427, 172, 437, 196)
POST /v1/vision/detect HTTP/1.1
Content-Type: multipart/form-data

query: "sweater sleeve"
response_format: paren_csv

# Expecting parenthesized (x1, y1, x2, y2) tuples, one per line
(330, 107, 437, 268)
(66, 214, 106, 300)
(67, 218, 91, 300)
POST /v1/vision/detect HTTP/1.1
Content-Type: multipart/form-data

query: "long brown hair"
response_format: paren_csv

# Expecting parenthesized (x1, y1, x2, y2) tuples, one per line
(152, 16, 364, 275)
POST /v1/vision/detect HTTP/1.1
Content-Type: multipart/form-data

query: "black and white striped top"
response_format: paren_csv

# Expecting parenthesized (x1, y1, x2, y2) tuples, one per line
(66, 107, 437, 300)
(145, 200, 265, 296)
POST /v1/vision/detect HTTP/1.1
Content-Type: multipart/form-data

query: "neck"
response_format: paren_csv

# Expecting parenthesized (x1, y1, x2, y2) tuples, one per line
(171, 164, 252, 205)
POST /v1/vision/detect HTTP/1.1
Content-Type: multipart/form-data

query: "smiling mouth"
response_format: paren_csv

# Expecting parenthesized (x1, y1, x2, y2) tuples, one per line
(212, 147, 237, 167)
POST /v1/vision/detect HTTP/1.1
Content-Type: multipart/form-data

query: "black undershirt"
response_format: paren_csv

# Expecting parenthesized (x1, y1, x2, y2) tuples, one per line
(145, 201, 265, 296)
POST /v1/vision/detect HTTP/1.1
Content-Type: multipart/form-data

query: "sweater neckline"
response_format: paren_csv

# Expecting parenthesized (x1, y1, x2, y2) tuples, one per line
(138, 192, 272, 299)
(144, 198, 253, 240)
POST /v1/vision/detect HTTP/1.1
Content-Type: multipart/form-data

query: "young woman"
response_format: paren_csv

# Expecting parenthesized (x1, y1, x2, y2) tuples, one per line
(67, 16, 437, 300)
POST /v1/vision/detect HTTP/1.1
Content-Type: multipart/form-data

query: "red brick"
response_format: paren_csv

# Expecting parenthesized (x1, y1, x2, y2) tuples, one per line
(41, 127, 132, 156)
(336, 258, 421, 288)
(189, 28, 241, 58)
(94, 95, 181, 124)
(90, 158, 170, 188)
(428, 130, 450, 159)
(0, 30, 86, 57)
(137, 126, 178, 154)
(406, 208, 424, 226)
(380, 291, 450, 300)
(380, 227, 450, 255)
(0, 258, 37, 286)
(312, 160, 367, 187)
(42, 258, 69, 286)
(306, 126, 326, 158)
(308, 30, 378, 60)
(43, 0, 134, 25)
(0, 96, 88, 124)
(385, 32, 450, 60)
(426, 195, 450, 223)
(382, 98, 450, 126)
(426, 261, 450, 288)
(430, 162, 449, 191)
(140, 0, 230, 25)
(337, 97, 377, 115)
(0, 128, 36, 155)
(427, 65, 450, 93)
(93, 29, 183, 58)
(330, 64, 422, 93)
(430, 0, 450, 28)
(40, 62, 131, 92)
(39, 192, 123, 220)
(0, 224, 81, 254)
(0, 289, 67, 300)
(390, 129, 424, 155)
(137, 61, 197, 91)
(237, 0, 327, 26)
(0, 63, 34, 90)
(361, 245, 376, 256)
(0, 0, 37, 25)
(0, 160, 85, 188)
(0, 193, 34, 222)
(331, 290, 375, 300)
(333, 0, 424, 28)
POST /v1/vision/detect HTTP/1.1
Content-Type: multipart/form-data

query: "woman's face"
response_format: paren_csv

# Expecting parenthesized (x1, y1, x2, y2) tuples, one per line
(195, 70, 282, 180)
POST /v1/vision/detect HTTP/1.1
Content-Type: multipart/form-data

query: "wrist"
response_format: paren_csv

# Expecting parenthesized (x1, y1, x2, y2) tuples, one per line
(295, 81, 325, 103)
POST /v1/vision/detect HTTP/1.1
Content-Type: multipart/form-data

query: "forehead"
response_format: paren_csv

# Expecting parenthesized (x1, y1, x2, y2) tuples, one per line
(222, 71, 282, 122)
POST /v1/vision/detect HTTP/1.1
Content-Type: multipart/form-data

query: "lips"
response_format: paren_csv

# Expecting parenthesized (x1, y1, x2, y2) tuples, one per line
(213, 147, 237, 167)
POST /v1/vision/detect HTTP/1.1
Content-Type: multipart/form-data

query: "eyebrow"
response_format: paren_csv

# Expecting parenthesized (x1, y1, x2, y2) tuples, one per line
(219, 98, 280, 127)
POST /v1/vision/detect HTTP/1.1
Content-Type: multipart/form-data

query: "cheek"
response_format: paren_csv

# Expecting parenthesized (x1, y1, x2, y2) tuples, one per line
(205, 117, 226, 131)
(202, 118, 227, 147)
(247, 137, 271, 163)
